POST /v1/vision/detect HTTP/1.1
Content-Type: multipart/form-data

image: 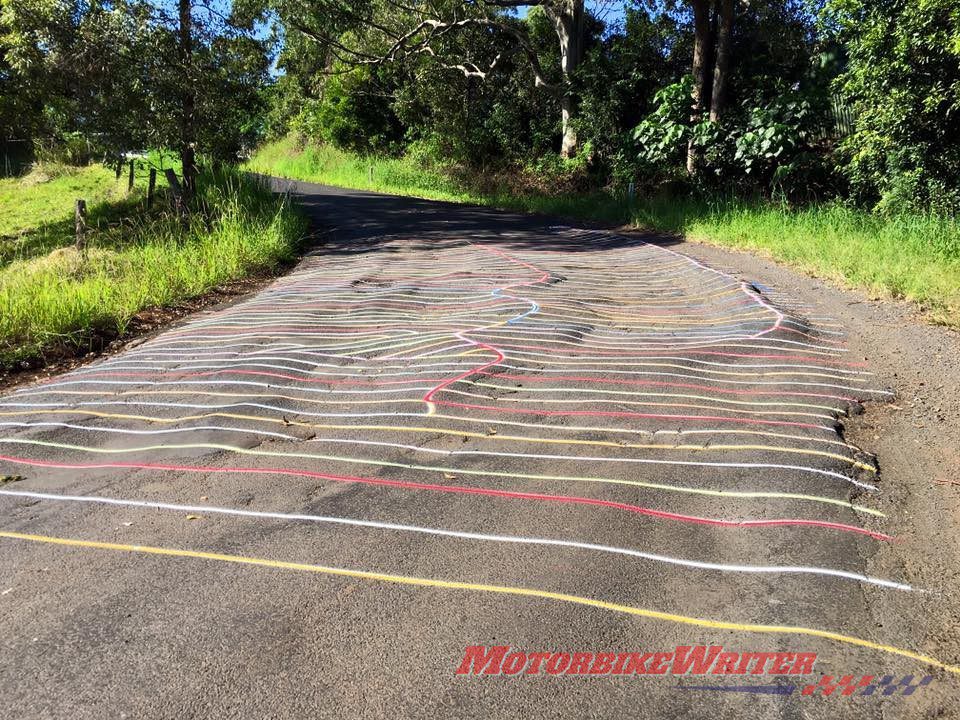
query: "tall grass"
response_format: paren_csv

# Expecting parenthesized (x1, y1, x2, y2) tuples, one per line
(638, 200, 960, 322)
(0, 168, 306, 366)
(249, 135, 960, 326)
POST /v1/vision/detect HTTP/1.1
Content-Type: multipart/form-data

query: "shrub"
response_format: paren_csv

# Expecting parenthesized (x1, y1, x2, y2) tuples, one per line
(825, 0, 960, 213)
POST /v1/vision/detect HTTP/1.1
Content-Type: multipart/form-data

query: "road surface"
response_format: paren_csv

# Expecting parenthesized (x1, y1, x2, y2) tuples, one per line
(1, 180, 957, 718)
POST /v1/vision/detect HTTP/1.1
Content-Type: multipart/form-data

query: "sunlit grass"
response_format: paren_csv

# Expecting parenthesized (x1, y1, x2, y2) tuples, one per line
(0, 163, 119, 239)
(0, 167, 307, 367)
(247, 135, 478, 203)
(631, 198, 960, 324)
(249, 135, 960, 326)
(0, 157, 179, 267)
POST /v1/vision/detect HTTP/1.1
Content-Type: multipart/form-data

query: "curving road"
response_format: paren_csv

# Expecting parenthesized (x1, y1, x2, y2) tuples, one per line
(0, 180, 955, 718)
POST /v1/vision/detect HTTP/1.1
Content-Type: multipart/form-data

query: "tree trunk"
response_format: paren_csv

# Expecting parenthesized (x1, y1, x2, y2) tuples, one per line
(710, 0, 735, 123)
(546, 0, 585, 158)
(178, 0, 197, 198)
(560, 94, 577, 158)
(687, 0, 712, 175)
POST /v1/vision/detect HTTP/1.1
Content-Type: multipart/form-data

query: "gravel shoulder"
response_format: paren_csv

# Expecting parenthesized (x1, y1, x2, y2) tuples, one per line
(666, 236, 960, 717)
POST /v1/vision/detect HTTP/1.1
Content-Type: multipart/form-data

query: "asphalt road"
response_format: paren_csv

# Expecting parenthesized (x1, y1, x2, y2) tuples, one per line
(1, 180, 957, 719)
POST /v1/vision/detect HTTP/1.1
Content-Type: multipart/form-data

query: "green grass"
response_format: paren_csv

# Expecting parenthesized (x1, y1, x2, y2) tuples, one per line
(0, 164, 126, 267)
(248, 135, 960, 326)
(0, 166, 307, 367)
(0, 157, 180, 267)
(0, 163, 119, 238)
(247, 135, 481, 203)
(633, 199, 960, 323)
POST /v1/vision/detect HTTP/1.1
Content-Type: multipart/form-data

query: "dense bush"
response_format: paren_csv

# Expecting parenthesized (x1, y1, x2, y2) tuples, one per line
(630, 77, 834, 201)
(295, 67, 405, 156)
(825, 0, 960, 213)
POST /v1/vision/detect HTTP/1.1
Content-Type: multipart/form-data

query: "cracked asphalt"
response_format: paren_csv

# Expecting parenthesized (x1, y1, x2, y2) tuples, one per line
(1, 180, 958, 719)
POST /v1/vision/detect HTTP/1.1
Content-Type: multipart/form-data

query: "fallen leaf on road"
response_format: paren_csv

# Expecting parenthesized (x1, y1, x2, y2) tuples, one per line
(185, 514, 203, 520)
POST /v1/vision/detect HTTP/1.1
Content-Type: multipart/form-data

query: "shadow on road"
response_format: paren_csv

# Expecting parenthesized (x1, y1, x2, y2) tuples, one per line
(264, 176, 685, 256)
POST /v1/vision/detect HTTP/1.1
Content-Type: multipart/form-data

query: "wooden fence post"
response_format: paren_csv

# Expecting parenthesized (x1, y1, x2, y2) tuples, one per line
(164, 168, 188, 220)
(75, 199, 87, 251)
(147, 168, 157, 208)
(128, 160, 135, 191)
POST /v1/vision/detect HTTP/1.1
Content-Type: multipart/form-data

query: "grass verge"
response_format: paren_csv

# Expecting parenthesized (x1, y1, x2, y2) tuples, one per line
(248, 135, 960, 327)
(0, 158, 179, 266)
(0, 163, 120, 239)
(0, 166, 307, 368)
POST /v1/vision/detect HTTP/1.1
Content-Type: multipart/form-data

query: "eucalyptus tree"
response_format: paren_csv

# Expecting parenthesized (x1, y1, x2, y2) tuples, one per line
(274, 0, 589, 157)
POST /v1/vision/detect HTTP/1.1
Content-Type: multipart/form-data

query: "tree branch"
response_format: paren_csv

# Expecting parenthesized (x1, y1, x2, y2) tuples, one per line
(284, 4, 562, 93)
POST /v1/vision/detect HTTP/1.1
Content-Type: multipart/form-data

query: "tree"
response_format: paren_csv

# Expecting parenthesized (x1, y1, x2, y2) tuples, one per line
(823, 0, 960, 212)
(680, 0, 740, 173)
(1, 0, 272, 185)
(0, 8, 47, 151)
(178, 0, 198, 195)
(709, 0, 735, 122)
(546, 0, 586, 156)
(577, 6, 684, 169)
(2, 0, 161, 162)
(276, 0, 589, 157)
(633, 1, 829, 194)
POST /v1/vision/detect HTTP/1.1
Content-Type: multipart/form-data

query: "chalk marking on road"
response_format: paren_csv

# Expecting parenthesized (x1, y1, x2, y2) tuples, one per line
(0, 453, 886, 527)
(0, 531, 951, 673)
(0, 490, 903, 585)
(0, 437, 879, 492)
(0, 417, 872, 470)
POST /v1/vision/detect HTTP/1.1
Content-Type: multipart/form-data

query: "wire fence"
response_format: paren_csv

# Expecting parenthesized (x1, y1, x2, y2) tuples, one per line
(811, 93, 856, 142)
(1, 135, 119, 177)
(829, 93, 856, 138)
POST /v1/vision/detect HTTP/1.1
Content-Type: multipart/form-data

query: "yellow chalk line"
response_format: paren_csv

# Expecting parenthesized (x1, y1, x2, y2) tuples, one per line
(1, 531, 953, 674)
